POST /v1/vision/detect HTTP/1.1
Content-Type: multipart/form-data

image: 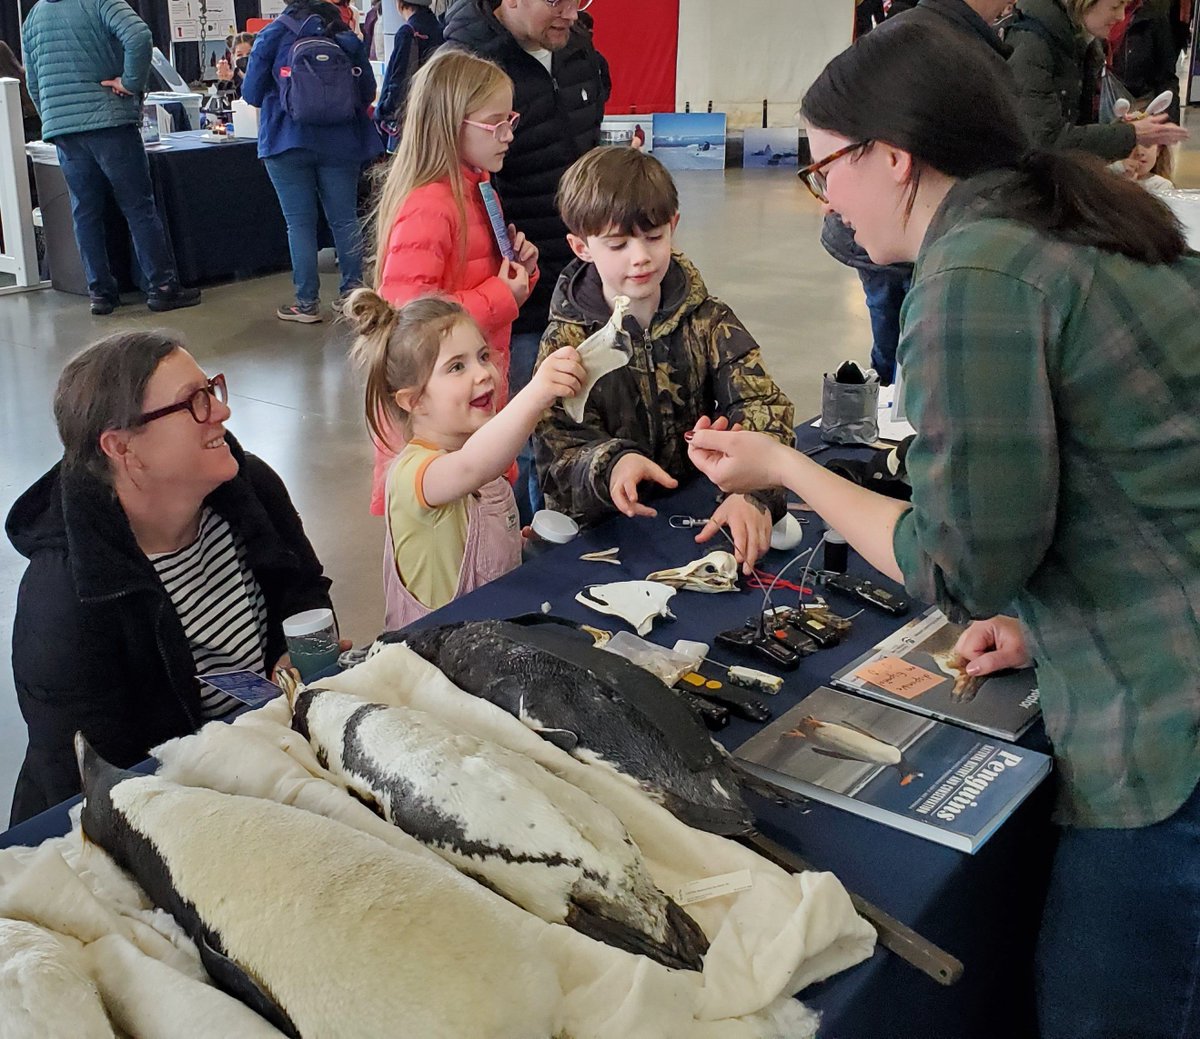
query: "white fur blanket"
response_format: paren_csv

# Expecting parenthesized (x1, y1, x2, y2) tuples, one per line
(0, 645, 875, 1038)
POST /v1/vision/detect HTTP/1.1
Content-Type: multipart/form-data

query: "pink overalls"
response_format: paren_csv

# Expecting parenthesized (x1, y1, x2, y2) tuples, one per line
(382, 475, 522, 631)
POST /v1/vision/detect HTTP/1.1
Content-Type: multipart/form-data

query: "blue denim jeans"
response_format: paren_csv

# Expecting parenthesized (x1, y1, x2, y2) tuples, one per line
(857, 264, 911, 386)
(54, 125, 177, 300)
(508, 330, 545, 527)
(263, 149, 364, 304)
(1036, 779, 1200, 1039)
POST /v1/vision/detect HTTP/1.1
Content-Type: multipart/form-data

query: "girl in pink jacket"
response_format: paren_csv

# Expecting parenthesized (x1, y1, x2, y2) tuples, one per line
(366, 49, 539, 514)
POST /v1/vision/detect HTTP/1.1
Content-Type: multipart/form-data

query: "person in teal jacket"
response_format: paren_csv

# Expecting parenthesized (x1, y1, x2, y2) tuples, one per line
(22, 0, 201, 315)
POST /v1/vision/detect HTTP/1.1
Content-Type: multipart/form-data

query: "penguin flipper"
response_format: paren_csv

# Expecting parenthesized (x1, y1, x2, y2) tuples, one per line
(810, 748, 858, 762)
(566, 894, 709, 973)
(197, 932, 300, 1039)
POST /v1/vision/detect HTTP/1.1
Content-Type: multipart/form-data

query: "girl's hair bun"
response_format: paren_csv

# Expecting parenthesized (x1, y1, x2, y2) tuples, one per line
(343, 287, 396, 338)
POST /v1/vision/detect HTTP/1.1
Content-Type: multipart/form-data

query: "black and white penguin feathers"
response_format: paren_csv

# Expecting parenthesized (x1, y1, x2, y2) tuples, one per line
(290, 686, 710, 972)
(74, 734, 564, 1039)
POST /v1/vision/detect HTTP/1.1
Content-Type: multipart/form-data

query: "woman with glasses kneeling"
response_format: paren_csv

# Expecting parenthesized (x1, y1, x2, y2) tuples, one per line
(6, 331, 336, 825)
(689, 22, 1200, 1039)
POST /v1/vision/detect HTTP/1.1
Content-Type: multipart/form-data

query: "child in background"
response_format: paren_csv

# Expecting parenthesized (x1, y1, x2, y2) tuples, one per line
(534, 147, 795, 573)
(346, 290, 583, 628)
(1112, 139, 1175, 194)
(366, 49, 538, 515)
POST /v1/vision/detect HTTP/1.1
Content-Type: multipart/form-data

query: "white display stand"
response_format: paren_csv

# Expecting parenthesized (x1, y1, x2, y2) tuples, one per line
(0, 79, 47, 295)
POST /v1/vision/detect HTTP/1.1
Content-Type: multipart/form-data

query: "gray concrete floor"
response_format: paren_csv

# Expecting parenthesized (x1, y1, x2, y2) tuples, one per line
(3, 141, 1198, 817)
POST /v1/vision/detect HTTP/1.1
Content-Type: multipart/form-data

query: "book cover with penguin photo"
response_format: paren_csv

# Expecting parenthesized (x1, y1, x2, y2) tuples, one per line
(830, 607, 1042, 741)
(736, 686, 1052, 853)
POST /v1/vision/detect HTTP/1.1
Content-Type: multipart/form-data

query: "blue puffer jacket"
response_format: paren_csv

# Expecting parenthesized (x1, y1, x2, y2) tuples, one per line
(22, 0, 152, 141)
(241, 11, 382, 164)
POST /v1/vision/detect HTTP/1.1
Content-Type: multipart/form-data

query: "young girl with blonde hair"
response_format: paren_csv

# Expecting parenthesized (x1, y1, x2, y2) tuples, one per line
(346, 289, 582, 627)
(366, 48, 539, 515)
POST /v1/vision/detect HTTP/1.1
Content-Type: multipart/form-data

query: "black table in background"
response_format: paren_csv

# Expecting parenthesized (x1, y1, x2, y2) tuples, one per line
(35, 130, 328, 295)
(146, 131, 296, 287)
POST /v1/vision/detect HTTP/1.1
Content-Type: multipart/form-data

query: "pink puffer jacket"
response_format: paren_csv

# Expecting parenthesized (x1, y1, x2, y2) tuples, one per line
(369, 166, 537, 514)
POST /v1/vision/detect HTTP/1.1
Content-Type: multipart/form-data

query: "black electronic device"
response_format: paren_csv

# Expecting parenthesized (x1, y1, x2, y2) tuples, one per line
(674, 687, 730, 730)
(767, 623, 819, 656)
(820, 572, 910, 615)
(715, 625, 803, 670)
(788, 613, 843, 648)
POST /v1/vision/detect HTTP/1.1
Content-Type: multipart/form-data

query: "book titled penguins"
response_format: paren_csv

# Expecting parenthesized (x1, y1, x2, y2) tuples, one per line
(735, 686, 1051, 853)
(830, 607, 1041, 741)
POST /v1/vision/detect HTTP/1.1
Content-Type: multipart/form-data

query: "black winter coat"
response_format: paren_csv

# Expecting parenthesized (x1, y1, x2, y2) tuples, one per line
(5, 435, 333, 825)
(1008, 0, 1136, 160)
(444, 0, 609, 334)
(1110, 0, 1182, 123)
(376, 5, 444, 129)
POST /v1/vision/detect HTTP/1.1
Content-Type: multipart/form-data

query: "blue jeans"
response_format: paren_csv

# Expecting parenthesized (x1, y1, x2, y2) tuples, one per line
(54, 125, 177, 300)
(263, 149, 364, 304)
(1037, 779, 1200, 1038)
(508, 330, 544, 526)
(857, 264, 911, 386)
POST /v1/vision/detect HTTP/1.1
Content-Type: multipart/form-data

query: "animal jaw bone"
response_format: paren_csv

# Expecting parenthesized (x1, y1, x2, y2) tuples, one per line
(576, 581, 677, 636)
(563, 295, 633, 423)
(646, 551, 739, 593)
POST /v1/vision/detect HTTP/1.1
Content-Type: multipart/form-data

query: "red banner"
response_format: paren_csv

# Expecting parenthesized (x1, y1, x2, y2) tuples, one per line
(590, 0, 679, 114)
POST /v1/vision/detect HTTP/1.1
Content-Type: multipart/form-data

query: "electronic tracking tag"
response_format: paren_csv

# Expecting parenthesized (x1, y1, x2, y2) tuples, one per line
(789, 614, 842, 648)
(769, 624, 818, 656)
(715, 626, 802, 670)
(479, 182, 517, 261)
(821, 573, 910, 615)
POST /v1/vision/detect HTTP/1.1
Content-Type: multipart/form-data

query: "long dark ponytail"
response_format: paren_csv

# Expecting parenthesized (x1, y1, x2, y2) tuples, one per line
(801, 20, 1187, 265)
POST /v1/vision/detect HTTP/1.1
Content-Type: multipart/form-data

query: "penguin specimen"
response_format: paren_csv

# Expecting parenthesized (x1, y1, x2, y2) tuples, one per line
(74, 734, 564, 1039)
(393, 619, 753, 835)
(291, 686, 709, 971)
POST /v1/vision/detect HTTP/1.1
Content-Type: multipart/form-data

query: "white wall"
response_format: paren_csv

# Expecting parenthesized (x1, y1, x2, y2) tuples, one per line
(675, 0, 854, 129)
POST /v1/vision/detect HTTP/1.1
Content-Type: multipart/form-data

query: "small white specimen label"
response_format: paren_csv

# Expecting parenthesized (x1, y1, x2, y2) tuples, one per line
(675, 869, 753, 906)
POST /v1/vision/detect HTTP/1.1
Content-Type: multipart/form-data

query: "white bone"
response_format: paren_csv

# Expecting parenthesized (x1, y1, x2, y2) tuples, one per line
(575, 581, 677, 635)
(646, 551, 739, 593)
(564, 295, 633, 423)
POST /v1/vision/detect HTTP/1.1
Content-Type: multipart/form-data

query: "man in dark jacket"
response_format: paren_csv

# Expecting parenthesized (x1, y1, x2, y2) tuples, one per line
(22, 0, 201, 315)
(443, 0, 609, 522)
(820, 0, 1014, 385)
(6, 435, 333, 825)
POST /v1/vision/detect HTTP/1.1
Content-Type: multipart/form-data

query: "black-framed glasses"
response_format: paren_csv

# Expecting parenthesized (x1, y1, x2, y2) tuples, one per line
(798, 140, 872, 203)
(547, 0, 593, 10)
(135, 373, 227, 427)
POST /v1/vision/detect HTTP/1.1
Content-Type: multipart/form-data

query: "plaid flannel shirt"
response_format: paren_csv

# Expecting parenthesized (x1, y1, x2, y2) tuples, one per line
(893, 173, 1200, 828)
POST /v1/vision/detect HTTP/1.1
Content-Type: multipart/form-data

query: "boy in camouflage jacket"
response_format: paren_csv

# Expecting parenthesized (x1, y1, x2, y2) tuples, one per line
(533, 147, 795, 571)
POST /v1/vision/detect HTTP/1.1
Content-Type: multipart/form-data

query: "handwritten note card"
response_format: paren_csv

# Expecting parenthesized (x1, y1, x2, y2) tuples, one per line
(854, 656, 943, 699)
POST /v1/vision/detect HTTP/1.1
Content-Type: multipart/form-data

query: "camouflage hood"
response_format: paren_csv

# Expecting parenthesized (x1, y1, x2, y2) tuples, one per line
(548, 252, 709, 341)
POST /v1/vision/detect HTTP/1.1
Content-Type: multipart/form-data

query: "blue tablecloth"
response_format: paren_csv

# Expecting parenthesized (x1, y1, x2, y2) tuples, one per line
(0, 427, 1055, 1038)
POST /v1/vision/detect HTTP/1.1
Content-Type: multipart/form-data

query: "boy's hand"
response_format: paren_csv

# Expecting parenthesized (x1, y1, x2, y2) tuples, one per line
(499, 259, 531, 307)
(609, 453, 678, 518)
(528, 346, 584, 407)
(695, 493, 771, 574)
(508, 224, 539, 277)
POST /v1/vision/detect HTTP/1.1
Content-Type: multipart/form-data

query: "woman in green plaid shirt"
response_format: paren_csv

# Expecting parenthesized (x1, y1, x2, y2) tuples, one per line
(689, 20, 1200, 1039)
